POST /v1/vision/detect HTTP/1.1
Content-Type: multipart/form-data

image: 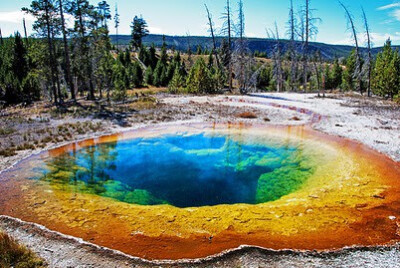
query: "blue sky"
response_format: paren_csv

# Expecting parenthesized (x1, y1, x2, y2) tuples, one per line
(1, 0, 400, 46)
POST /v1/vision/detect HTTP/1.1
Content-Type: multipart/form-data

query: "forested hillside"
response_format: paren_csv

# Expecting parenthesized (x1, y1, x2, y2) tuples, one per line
(110, 34, 400, 60)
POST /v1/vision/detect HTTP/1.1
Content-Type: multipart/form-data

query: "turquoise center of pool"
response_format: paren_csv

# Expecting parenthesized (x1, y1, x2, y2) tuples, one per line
(35, 133, 315, 208)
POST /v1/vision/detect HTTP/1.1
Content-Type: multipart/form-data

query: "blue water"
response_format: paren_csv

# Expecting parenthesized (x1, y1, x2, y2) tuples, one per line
(37, 133, 312, 207)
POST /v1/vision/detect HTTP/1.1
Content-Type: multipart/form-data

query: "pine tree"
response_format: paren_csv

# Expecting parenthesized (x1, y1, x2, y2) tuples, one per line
(148, 44, 157, 69)
(23, 0, 62, 104)
(97, 50, 114, 101)
(186, 58, 215, 94)
(131, 16, 149, 50)
(323, 64, 332, 90)
(373, 39, 400, 100)
(114, 4, 120, 49)
(129, 62, 143, 88)
(330, 59, 342, 90)
(112, 61, 127, 101)
(145, 67, 154, 86)
(207, 51, 214, 69)
(59, 0, 74, 100)
(342, 50, 356, 91)
(168, 67, 186, 93)
(257, 65, 273, 90)
(68, 0, 98, 100)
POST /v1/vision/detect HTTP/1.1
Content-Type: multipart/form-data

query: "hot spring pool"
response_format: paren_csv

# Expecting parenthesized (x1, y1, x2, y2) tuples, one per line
(1, 123, 400, 260)
(34, 132, 315, 207)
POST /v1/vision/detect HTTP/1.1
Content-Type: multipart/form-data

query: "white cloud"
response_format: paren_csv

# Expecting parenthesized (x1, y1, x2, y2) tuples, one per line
(377, 2, 400, 23)
(390, 8, 400, 20)
(377, 3, 400, 11)
(0, 11, 34, 24)
(148, 26, 164, 35)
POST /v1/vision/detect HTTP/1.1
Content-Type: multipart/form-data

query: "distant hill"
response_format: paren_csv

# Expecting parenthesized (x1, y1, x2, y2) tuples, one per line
(110, 34, 396, 60)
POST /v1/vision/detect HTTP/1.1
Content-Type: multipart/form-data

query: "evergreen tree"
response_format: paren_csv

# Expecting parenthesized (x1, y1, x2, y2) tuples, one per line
(0, 34, 41, 104)
(148, 44, 157, 69)
(92, 3, 113, 100)
(130, 16, 149, 50)
(373, 39, 400, 100)
(138, 45, 149, 66)
(186, 58, 216, 94)
(342, 50, 356, 91)
(257, 65, 273, 90)
(97, 50, 114, 101)
(196, 45, 203, 55)
(323, 64, 332, 90)
(114, 3, 120, 49)
(97, 1, 111, 27)
(145, 67, 154, 86)
(23, 0, 62, 104)
(112, 60, 128, 100)
(153, 44, 169, 86)
(59, 0, 75, 100)
(330, 59, 343, 90)
(207, 51, 214, 69)
(68, 0, 98, 100)
(129, 62, 143, 88)
(168, 67, 186, 93)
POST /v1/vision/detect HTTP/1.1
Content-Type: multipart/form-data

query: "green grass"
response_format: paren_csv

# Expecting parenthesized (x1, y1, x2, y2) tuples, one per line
(0, 231, 46, 268)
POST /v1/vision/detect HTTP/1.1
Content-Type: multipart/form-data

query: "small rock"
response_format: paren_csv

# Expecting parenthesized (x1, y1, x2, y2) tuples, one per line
(389, 216, 396, 221)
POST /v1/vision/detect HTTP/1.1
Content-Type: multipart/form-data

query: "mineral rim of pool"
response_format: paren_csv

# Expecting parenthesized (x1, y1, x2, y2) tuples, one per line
(1, 123, 400, 260)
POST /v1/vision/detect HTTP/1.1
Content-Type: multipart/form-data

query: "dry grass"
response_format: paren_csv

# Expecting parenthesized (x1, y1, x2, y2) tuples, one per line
(127, 87, 168, 97)
(0, 231, 46, 268)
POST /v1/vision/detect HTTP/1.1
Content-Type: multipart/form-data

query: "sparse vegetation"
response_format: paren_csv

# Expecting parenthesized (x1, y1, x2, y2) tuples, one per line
(0, 231, 46, 268)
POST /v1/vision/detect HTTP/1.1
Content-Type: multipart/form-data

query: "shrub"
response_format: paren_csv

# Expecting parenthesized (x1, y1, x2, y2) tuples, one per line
(0, 231, 46, 268)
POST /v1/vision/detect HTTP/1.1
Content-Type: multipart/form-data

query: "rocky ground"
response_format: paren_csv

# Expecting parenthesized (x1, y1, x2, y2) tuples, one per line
(0, 92, 399, 267)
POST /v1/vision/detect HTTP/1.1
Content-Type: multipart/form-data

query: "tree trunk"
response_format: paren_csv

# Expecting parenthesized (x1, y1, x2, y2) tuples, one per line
(340, 2, 362, 95)
(59, 0, 75, 100)
(362, 8, 372, 97)
(227, 0, 233, 92)
(205, 4, 221, 68)
(44, 0, 58, 104)
(23, 18, 29, 46)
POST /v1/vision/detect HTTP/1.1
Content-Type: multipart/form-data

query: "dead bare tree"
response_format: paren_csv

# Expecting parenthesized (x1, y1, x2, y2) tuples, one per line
(23, 18, 29, 46)
(233, 0, 255, 94)
(221, 0, 233, 92)
(287, 0, 298, 91)
(339, 1, 363, 95)
(205, 4, 221, 69)
(268, 23, 284, 92)
(312, 50, 324, 97)
(362, 7, 372, 97)
(0, 28, 3, 45)
(186, 32, 193, 68)
(299, 0, 320, 92)
(114, 4, 120, 50)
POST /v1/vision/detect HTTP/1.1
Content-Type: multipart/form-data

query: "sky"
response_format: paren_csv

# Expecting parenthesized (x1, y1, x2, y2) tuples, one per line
(1, 0, 400, 47)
